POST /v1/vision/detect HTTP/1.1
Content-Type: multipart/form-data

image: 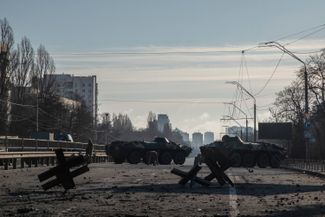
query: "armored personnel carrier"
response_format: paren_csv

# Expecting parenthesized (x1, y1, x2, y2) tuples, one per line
(200, 135, 286, 168)
(106, 137, 192, 165)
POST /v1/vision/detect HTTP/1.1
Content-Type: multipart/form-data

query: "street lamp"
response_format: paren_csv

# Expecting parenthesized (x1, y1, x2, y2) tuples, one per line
(261, 41, 309, 159)
(226, 81, 257, 142)
(261, 41, 308, 113)
(224, 102, 249, 141)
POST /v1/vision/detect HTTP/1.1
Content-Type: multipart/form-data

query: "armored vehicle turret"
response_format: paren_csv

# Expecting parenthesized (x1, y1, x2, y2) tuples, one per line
(106, 137, 192, 165)
(200, 135, 286, 168)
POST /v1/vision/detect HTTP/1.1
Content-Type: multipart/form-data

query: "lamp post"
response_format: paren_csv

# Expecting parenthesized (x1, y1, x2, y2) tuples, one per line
(224, 102, 249, 141)
(226, 81, 257, 142)
(261, 41, 309, 159)
(261, 41, 308, 113)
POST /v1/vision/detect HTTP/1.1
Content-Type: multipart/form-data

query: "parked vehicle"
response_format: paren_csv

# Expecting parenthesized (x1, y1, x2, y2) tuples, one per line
(106, 137, 192, 165)
(31, 131, 74, 142)
(200, 135, 287, 168)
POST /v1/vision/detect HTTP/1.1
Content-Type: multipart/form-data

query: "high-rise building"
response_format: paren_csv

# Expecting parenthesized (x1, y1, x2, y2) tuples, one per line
(45, 74, 98, 124)
(204, 131, 214, 144)
(174, 128, 190, 143)
(157, 114, 170, 133)
(192, 132, 203, 146)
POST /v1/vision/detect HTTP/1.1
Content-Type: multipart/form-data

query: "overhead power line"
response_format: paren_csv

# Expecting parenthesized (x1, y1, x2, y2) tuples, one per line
(274, 23, 325, 42)
(100, 99, 225, 104)
(254, 51, 285, 96)
(284, 25, 325, 46)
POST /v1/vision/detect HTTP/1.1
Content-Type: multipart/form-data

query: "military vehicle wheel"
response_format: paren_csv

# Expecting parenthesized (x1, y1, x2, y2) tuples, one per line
(143, 153, 150, 164)
(113, 157, 125, 164)
(144, 151, 158, 165)
(159, 152, 172, 165)
(270, 154, 281, 168)
(173, 152, 186, 165)
(257, 153, 269, 168)
(127, 151, 141, 164)
(229, 152, 242, 167)
(242, 153, 256, 167)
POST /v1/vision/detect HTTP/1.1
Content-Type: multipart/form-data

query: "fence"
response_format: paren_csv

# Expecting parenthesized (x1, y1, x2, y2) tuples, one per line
(0, 137, 109, 170)
(0, 137, 106, 152)
(281, 159, 325, 173)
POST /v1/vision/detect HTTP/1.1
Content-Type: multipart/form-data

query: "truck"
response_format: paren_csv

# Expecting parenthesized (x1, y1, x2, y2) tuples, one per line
(200, 135, 287, 168)
(106, 137, 192, 165)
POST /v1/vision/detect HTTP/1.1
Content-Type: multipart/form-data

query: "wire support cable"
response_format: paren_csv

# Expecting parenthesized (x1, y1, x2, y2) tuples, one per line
(254, 52, 285, 96)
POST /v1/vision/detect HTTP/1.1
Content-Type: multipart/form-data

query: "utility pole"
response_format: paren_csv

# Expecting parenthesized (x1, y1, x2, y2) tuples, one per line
(226, 81, 257, 142)
(36, 82, 39, 132)
(105, 113, 109, 144)
(0, 43, 10, 134)
(262, 41, 309, 159)
(224, 102, 249, 141)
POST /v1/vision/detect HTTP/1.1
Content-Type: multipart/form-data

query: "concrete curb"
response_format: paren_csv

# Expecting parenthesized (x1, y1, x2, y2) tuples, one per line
(281, 166, 325, 180)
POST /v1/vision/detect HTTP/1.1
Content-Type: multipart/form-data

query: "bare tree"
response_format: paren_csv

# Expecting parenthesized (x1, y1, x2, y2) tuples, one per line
(12, 37, 34, 102)
(0, 18, 15, 134)
(270, 81, 306, 158)
(270, 80, 305, 124)
(0, 18, 15, 99)
(33, 44, 56, 98)
(301, 49, 325, 110)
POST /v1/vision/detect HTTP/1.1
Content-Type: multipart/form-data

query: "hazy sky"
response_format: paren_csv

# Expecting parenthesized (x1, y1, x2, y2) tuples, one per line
(1, 0, 325, 138)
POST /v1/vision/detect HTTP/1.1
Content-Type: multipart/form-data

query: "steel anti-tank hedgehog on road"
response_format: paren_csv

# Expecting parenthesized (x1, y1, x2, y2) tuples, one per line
(106, 137, 192, 165)
(200, 135, 287, 168)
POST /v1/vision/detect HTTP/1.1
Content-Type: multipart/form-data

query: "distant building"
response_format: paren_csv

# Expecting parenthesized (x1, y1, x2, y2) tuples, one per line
(204, 131, 214, 144)
(192, 132, 203, 146)
(226, 126, 253, 141)
(45, 74, 98, 124)
(226, 126, 243, 138)
(174, 128, 190, 143)
(182, 132, 190, 143)
(157, 114, 170, 133)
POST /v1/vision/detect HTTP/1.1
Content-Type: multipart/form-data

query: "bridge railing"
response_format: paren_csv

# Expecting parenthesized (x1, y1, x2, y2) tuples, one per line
(0, 138, 110, 170)
(281, 158, 325, 173)
(0, 137, 106, 152)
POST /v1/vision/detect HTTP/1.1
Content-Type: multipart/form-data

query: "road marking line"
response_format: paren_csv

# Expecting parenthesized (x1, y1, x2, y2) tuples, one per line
(228, 174, 239, 217)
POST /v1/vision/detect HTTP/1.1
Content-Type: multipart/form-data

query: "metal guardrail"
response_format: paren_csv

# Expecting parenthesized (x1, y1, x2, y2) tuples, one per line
(0, 137, 110, 170)
(0, 151, 81, 159)
(0, 137, 106, 152)
(0, 150, 109, 170)
(281, 159, 325, 173)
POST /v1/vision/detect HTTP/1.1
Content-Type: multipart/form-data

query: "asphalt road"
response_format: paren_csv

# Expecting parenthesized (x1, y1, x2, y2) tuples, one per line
(0, 160, 325, 217)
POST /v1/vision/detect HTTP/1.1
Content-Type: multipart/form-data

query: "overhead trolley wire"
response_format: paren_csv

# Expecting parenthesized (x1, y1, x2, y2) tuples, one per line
(284, 24, 325, 46)
(274, 23, 325, 42)
(254, 51, 285, 96)
(100, 98, 225, 104)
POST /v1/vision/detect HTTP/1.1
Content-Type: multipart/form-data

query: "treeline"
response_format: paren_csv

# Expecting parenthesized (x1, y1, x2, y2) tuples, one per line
(97, 112, 188, 145)
(0, 18, 93, 142)
(270, 49, 325, 159)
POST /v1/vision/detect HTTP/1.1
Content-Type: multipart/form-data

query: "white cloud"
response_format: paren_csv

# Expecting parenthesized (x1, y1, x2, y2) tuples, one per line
(123, 108, 134, 115)
(199, 112, 210, 121)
